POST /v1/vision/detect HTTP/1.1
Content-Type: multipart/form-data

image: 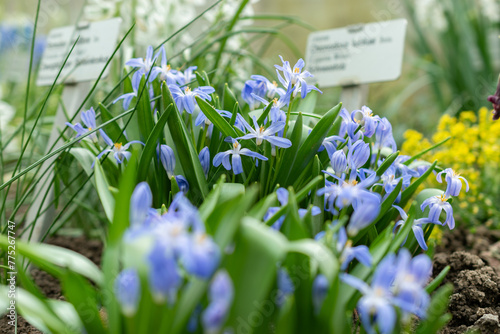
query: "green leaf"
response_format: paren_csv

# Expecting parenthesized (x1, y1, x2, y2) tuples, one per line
(426, 266, 450, 293)
(0, 286, 78, 333)
(224, 218, 288, 333)
(94, 159, 115, 222)
(404, 137, 451, 166)
(287, 240, 338, 281)
(281, 103, 342, 186)
(162, 84, 208, 202)
(136, 75, 155, 141)
(257, 101, 273, 125)
(137, 104, 173, 182)
(370, 179, 403, 234)
(196, 97, 238, 139)
(0, 235, 103, 286)
(276, 112, 303, 179)
(69, 147, 95, 177)
(60, 272, 106, 334)
(99, 103, 124, 142)
(223, 83, 239, 112)
(281, 188, 309, 240)
(376, 151, 400, 176)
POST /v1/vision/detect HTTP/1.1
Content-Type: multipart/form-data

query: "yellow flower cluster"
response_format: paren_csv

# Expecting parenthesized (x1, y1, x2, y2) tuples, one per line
(402, 107, 500, 225)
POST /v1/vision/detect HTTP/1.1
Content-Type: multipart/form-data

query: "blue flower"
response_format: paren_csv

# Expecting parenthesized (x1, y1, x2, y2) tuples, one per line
(159, 144, 176, 178)
(237, 116, 292, 148)
(202, 270, 234, 332)
(199, 147, 210, 177)
(373, 117, 397, 153)
(213, 138, 268, 175)
(242, 79, 267, 109)
(113, 71, 142, 109)
(174, 175, 189, 194)
(393, 156, 420, 183)
(250, 85, 293, 124)
(312, 274, 329, 314)
(347, 140, 370, 174)
(147, 242, 182, 304)
(65, 107, 102, 143)
(436, 168, 469, 197)
(319, 135, 345, 155)
(351, 106, 381, 138)
(375, 165, 410, 202)
(392, 249, 432, 318)
(347, 200, 380, 236)
(125, 45, 158, 78)
(336, 227, 372, 270)
(392, 205, 433, 251)
(181, 231, 220, 279)
(130, 182, 153, 227)
(169, 84, 215, 114)
(274, 56, 322, 99)
(318, 171, 380, 214)
(340, 255, 397, 334)
(339, 108, 363, 142)
(95, 132, 144, 165)
(175, 66, 197, 86)
(251, 75, 286, 99)
(114, 268, 141, 317)
(329, 149, 348, 177)
(276, 268, 294, 307)
(158, 144, 188, 191)
(150, 46, 178, 84)
(421, 194, 455, 229)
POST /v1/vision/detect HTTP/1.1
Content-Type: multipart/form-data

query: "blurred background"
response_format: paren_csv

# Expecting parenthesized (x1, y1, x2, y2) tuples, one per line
(1, 0, 499, 140)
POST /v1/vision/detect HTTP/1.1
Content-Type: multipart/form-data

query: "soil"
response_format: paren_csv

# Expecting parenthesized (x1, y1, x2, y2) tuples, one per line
(0, 235, 103, 334)
(434, 226, 500, 334)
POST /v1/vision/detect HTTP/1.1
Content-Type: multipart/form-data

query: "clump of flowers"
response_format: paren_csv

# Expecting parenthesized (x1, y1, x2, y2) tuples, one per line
(57, 47, 463, 334)
(402, 107, 500, 227)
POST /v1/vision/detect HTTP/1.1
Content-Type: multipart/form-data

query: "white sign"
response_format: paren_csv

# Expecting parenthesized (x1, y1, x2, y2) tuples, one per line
(306, 19, 407, 87)
(36, 18, 121, 86)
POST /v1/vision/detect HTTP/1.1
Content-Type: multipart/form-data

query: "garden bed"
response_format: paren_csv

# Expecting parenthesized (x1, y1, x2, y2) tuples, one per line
(0, 235, 103, 334)
(3, 228, 500, 334)
(434, 227, 500, 334)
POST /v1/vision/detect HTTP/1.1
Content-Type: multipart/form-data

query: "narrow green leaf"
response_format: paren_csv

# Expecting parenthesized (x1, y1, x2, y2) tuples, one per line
(281, 103, 341, 186)
(137, 104, 173, 182)
(276, 113, 303, 178)
(162, 84, 208, 202)
(426, 266, 450, 294)
(376, 151, 400, 176)
(94, 160, 115, 222)
(196, 97, 238, 139)
(61, 272, 106, 334)
(99, 103, 123, 142)
(0, 235, 103, 286)
(404, 137, 451, 166)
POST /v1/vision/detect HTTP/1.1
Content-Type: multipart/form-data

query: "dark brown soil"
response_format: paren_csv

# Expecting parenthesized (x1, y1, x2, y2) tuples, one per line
(434, 227, 500, 334)
(0, 235, 103, 334)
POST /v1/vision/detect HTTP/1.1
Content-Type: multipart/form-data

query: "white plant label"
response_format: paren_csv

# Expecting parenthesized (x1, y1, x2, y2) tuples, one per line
(305, 19, 407, 87)
(36, 18, 121, 86)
